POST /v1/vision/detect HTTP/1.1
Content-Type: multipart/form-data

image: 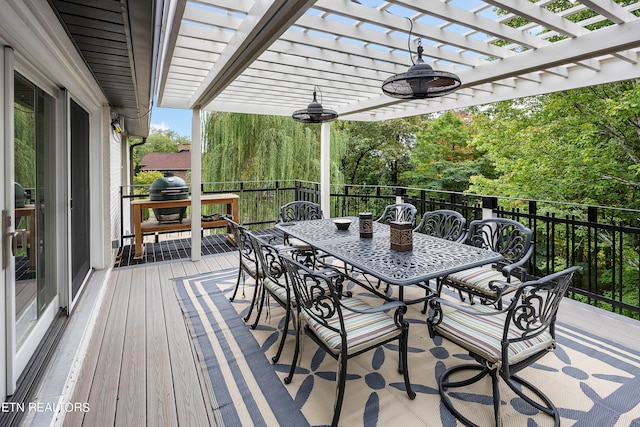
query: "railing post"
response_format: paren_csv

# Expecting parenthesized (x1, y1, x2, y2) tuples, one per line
(482, 196, 498, 220)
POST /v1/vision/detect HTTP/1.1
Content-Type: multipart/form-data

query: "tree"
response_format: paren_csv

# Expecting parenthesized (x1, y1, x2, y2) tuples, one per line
(406, 110, 494, 192)
(339, 118, 417, 186)
(201, 112, 347, 184)
(467, 82, 640, 211)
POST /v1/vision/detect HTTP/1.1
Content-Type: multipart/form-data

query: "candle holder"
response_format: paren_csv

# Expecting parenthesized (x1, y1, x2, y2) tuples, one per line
(359, 212, 373, 238)
(390, 221, 413, 251)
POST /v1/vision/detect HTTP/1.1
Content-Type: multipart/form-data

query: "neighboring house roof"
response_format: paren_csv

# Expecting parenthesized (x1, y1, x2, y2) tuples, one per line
(139, 152, 191, 171)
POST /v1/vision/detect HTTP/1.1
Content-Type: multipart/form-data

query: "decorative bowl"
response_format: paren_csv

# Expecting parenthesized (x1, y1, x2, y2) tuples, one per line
(334, 219, 352, 230)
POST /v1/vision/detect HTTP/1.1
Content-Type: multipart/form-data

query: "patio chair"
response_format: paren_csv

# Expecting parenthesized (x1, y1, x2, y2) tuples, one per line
(226, 218, 263, 322)
(427, 266, 581, 427)
(279, 201, 324, 266)
(414, 209, 466, 242)
(279, 254, 416, 427)
(438, 218, 534, 309)
(414, 209, 467, 313)
(375, 202, 418, 225)
(246, 233, 295, 364)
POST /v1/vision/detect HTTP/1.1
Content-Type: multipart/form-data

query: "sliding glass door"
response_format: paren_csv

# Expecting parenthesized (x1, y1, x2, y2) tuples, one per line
(12, 72, 57, 371)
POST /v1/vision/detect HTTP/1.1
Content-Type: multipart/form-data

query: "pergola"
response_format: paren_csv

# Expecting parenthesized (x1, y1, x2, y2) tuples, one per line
(153, 0, 640, 259)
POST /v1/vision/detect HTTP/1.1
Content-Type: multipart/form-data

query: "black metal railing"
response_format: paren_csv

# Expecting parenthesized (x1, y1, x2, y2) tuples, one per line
(120, 180, 640, 319)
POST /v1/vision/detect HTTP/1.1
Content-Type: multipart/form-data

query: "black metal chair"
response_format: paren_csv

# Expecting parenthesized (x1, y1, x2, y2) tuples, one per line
(279, 201, 324, 266)
(414, 209, 466, 242)
(246, 233, 295, 364)
(226, 218, 263, 322)
(414, 209, 467, 313)
(438, 218, 534, 309)
(427, 266, 581, 427)
(279, 200, 324, 223)
(375, 202, 418, 225)
(280, 254, 416, 427)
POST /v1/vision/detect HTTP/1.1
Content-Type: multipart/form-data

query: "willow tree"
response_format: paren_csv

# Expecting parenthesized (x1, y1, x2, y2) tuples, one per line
(201, 112, 346, 184)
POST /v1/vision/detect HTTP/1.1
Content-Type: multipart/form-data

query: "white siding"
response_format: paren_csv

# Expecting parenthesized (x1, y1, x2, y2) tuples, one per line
(107, 107, 122, 267)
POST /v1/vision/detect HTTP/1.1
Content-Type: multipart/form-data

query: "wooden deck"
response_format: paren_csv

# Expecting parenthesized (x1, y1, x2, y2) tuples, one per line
(63, 253, 237, 427)
(22, 249, 640, 427)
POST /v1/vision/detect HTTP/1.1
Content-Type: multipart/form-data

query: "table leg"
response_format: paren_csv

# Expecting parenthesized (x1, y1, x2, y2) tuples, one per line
(133, 205, 144, 259)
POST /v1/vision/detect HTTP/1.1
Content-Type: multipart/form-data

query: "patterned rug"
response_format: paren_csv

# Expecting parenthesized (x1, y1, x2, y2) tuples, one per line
(174, 268, 640, 427)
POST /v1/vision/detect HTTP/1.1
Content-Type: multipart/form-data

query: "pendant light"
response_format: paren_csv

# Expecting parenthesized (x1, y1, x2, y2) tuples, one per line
(382, 20, 461, 99)
(292, 87, 338, 123)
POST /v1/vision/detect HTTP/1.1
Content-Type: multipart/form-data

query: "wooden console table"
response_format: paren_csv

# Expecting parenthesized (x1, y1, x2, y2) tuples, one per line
(131, 193, 239, 260)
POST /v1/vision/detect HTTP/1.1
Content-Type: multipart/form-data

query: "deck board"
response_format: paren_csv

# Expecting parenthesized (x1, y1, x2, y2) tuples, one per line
(115, 267, 146, 426)
(145, 264, 178, 426)
(64, 270, 120, 427)
(160, 261, 214, 426)
(62, 253, 236, 427)
(82, 267, 131, 426)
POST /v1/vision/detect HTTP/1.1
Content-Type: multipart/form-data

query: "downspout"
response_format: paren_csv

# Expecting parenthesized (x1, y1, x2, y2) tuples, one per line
(124, 137, 147, 246)
(129, 137, 147, 187)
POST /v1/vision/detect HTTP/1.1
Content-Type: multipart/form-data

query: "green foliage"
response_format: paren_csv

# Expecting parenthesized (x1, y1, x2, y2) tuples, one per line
(133, 170, 164, 187)
(339, 118, 417, 186)
(14, 103, 35, 188)
(467, 82, 640, 211)
(405, 111, 493, 191)
(201, 112, 346, 184)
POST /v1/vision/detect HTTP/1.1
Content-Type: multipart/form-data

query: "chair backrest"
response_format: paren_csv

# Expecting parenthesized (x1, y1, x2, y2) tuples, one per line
(247, 233, 286, 285)
(465, 218, 533, 265)
(226, 218, 258, 268)
(414, 209, 466, 242)
(279, 201, 324, 223)
(504, 266, 581, 346)
(376, 203, 418, 225)
(279, 255, 344, 336)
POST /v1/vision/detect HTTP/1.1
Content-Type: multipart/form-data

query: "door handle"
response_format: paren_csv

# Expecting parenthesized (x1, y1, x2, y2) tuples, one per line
(10, 230, 21, 257)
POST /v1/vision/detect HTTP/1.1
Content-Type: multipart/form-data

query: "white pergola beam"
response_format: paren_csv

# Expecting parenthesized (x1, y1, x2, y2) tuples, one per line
(189, 0, 316, 108)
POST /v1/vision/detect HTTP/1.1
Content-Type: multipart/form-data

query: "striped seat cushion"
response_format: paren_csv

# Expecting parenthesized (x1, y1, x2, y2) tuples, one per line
(288, 237, 313, 251)
(433, 304, 553, 365)
(241, 258, 262, 278)
(301, 297, 402, 356)
(264, 277, 288, 305)
(446, 266, 521, 298)
(265, 273, 330, 307)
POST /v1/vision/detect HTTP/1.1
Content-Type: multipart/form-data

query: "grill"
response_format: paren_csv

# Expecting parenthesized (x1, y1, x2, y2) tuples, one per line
(149, 173, 189, 223)
(15, 182, 27, 208)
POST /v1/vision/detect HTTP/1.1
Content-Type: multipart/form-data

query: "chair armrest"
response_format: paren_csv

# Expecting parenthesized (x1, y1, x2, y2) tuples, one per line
(487, 278, 520, 296)
(339, 299, 406, 315)
(501, 243, 534, 278)
(427, 297, 508, 316)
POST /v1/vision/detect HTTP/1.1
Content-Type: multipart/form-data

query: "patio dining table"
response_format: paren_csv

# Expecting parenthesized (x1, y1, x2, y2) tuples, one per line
(276, 217, 504, 305)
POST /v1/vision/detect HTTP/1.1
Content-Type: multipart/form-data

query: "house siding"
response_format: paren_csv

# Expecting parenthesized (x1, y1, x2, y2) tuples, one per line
(108, 108, 122, 266)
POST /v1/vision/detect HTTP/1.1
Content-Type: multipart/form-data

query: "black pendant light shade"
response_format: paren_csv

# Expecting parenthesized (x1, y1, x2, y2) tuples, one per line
(292, 89, 338, 123)
(382, 34, 461, 99)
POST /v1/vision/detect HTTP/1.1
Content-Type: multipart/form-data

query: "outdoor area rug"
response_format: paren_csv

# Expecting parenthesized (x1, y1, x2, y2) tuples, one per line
(174, 268, 640, 426)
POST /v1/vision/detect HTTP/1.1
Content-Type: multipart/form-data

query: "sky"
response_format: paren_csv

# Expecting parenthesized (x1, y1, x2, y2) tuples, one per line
(149, 106, 193, 138)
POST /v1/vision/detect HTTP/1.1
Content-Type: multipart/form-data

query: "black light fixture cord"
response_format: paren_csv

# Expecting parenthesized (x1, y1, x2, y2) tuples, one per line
(406, 17, 415, 66)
